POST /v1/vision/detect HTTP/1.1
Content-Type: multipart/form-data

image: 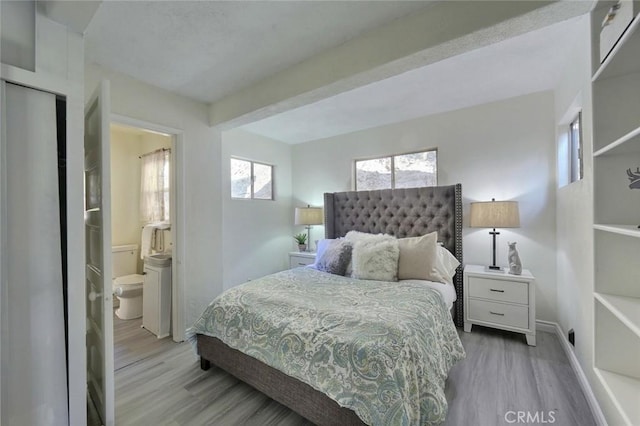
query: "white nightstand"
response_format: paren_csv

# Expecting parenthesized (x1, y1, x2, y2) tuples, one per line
(463, 264, 536, 346)
(289, 252, 316, 269)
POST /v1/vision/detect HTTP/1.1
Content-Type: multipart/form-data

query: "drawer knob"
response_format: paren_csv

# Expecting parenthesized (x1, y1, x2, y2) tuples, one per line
(489, 311, 505, 316)
(490, 289, 505, 293)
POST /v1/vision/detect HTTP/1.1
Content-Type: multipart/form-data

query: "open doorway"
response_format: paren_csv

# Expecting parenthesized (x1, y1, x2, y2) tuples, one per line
(109, 122, 176, 357)
(107, 117, 184, 422)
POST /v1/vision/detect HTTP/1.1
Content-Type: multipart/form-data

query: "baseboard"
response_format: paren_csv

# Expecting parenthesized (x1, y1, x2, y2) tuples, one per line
(536, 320, 607, 426)
(535, 320, 556, 334)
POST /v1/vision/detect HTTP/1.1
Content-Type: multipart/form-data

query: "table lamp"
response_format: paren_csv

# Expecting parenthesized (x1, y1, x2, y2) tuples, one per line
(294, 205, 323, 252)
(469, 198, 520, 271)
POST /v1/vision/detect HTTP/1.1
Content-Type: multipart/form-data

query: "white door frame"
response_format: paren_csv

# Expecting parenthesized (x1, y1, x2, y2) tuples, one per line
(110, 114, 186, 342)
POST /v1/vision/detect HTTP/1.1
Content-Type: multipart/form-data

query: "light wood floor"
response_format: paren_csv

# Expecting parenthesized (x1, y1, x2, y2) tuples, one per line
(108, 317, 596, 426)
(444, 326, 595, 426)
(113, 310, 177, 371)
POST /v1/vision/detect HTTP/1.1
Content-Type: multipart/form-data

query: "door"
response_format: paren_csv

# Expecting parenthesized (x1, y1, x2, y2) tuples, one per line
(85, 81, 114, 426)
(1, 82, 69, 425)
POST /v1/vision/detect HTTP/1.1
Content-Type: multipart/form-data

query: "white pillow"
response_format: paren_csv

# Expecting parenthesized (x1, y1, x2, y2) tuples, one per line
(344, 231, 394, 276)
(351, 237, 400, 282)
(397, 232, 439, 281)
(344, 230, 394, 243)
(433, 246, 460, 284)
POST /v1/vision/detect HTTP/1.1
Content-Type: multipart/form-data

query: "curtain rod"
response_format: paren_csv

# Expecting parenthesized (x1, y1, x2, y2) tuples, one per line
(139, 147, 171, 159)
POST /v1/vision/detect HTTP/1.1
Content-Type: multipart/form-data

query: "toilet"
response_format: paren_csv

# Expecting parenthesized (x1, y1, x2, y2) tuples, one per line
(112, 244, 144, 320)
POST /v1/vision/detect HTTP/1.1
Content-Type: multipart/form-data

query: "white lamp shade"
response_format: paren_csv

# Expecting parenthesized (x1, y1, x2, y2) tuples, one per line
(469, 200, 520, 228)
(294, 207, 323, 225)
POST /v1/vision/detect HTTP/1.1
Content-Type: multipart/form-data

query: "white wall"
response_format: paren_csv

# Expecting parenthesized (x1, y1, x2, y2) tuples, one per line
(111, 127, 142, 247)
(221, 129, 293, 289)
(110, 126, 171, 248)
(86, 63, 224, 327)
(554, 14, 620, 425)
(292, 91, 559, 322)
(0, 0, 35, 70)
(555, 13, 594, 372)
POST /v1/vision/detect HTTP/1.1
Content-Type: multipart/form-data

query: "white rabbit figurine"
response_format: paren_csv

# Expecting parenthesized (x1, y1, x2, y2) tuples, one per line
(508, 242, 522, 275)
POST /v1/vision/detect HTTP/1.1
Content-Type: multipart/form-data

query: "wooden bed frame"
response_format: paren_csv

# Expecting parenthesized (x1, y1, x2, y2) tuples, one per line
(198, 185, 463, 425)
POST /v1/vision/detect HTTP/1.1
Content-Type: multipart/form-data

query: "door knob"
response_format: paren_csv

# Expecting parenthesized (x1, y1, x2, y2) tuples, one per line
(88, 291, 102, 302)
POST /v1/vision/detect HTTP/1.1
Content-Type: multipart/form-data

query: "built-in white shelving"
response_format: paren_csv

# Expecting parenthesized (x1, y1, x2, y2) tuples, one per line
(594, 368, 640, 426)
(593, 224, 640, 238)
(593, 11, 640, 81)
(593, 126, 640, 157)
(594, 293, 640, 338)
(592, 3, 640, 424)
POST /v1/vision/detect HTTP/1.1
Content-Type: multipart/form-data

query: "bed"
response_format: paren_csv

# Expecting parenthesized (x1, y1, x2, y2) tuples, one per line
(189, 185, 464, 425)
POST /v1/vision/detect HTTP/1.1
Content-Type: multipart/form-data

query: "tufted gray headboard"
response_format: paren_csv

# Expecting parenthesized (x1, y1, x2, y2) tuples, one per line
(324, 184, 463, 327)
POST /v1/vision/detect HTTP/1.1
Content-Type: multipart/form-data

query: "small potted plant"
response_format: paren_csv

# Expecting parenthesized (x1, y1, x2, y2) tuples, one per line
(294, 233, 308, 252)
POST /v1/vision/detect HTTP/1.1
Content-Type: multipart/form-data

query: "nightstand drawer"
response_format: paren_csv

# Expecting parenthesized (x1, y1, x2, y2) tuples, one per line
(468, 299, 529, 329)
(290, 255, 315, 268)
(468, 276, 528, 304)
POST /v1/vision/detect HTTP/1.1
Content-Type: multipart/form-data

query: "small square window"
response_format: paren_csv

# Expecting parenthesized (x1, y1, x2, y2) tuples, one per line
(230, 158, 273, 200)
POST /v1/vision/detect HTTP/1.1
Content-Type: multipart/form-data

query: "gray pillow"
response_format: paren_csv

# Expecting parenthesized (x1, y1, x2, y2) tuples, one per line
(314, 239, 352, 276)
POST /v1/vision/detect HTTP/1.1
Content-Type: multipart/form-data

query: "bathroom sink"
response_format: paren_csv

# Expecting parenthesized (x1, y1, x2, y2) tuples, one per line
(145, 253, 172, 267)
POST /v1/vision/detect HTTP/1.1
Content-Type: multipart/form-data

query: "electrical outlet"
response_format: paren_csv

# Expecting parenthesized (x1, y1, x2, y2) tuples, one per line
(568, 329, 575, 346)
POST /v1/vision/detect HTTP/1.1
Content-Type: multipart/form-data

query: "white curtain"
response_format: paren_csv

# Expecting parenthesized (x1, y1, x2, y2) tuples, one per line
(1, 83, 69, 425)
(140, 149, 170, 223)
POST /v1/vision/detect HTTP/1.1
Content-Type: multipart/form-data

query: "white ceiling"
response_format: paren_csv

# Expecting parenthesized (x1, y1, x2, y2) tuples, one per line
(242, 15, 585, 144)
(42, 0, 101, 33)
(85, 1, 432, 104)
(83, 2, 587, 145)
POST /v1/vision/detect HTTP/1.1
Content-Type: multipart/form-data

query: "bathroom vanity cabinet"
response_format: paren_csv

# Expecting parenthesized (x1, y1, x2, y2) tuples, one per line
(143, 260, 172, 338)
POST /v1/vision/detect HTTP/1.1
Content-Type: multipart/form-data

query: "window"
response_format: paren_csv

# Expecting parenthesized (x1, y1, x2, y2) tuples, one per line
(355, 150, 437, 190)
(230, 158, 273, 200)
(140, 148, 170, 223)
(569, 112, 583, 183)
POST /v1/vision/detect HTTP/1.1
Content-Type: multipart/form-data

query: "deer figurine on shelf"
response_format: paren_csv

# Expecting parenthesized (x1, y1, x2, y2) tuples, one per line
(627, 168, 640, 229)
(627, 167, 640, 189)
(508, 242, 522, 275)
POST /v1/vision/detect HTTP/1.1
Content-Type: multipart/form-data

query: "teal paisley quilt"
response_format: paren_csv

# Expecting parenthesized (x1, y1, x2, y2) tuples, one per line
(187, 267, 465, 425)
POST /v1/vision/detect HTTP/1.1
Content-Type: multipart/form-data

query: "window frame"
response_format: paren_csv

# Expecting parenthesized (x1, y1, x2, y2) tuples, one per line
(140, 148, 171, 223)
(230, 157, 274, 201)
(353, 148, 438, 191)
(569, 112, 583, 183)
